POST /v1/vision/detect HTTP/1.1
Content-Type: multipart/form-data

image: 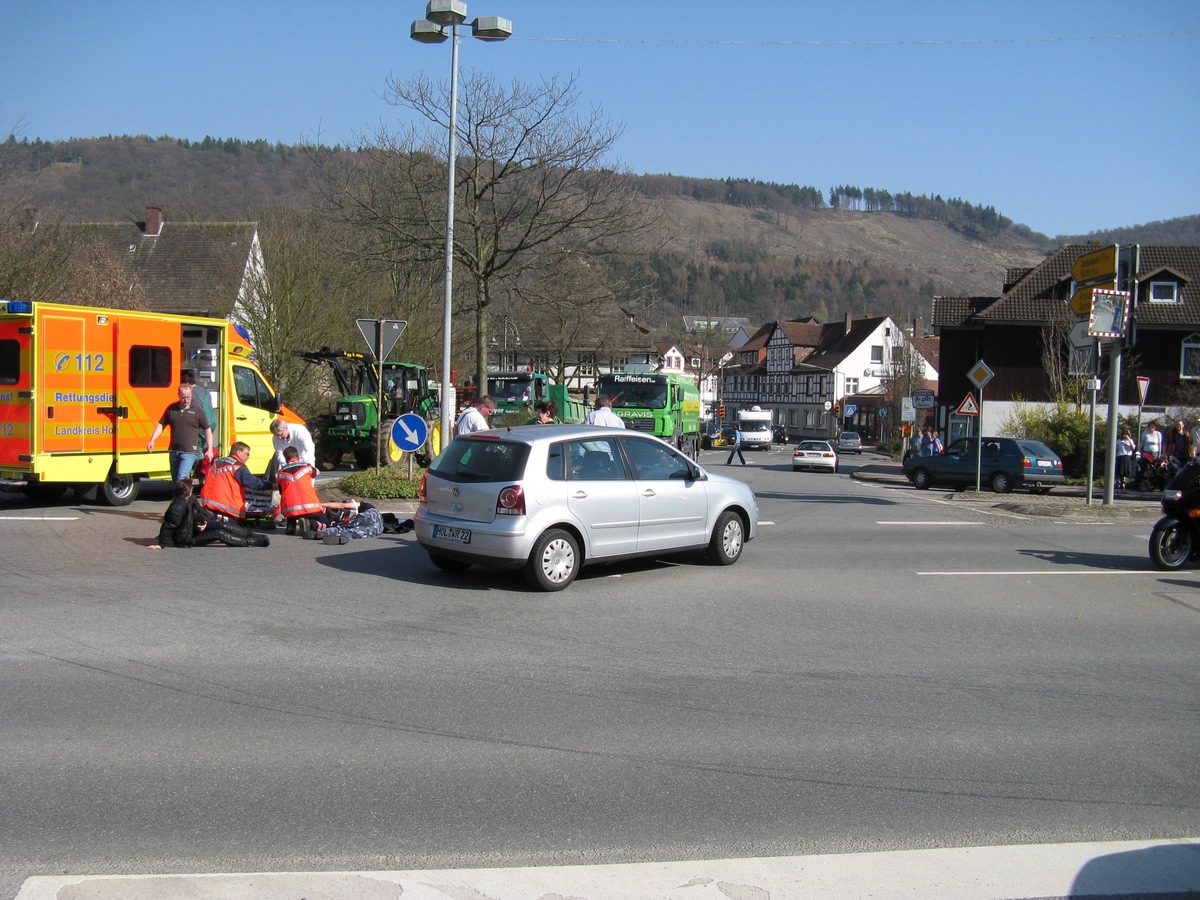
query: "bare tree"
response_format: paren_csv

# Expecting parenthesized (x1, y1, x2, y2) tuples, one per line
(882, 328, 930, 439)
(311, 71, 658, 385)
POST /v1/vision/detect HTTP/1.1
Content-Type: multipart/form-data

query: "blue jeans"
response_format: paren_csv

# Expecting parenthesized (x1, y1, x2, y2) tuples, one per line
(726, 445, 745, 465)
(170, 451, 200, 482)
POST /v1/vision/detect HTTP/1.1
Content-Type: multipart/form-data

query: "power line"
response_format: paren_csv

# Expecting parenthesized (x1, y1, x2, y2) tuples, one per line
(511, 30, 1199, 47)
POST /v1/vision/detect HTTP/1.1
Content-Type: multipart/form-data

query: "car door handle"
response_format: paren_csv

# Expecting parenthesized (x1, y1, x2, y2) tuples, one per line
(572, 490, 588, 498)
(642, 489, 657, 497)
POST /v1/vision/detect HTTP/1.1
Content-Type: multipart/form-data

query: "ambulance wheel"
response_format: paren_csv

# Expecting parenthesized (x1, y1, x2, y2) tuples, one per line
(100, 472, 139, 506)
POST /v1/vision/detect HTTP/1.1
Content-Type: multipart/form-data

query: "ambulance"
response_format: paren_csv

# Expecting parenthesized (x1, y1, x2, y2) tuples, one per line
(0, 299, 303, 505)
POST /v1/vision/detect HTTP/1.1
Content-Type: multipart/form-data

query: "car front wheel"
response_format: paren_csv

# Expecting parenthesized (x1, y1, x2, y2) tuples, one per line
(526, 528, 579, 591)
(708, 510, 745, 566)
(911, 468, 932, 490)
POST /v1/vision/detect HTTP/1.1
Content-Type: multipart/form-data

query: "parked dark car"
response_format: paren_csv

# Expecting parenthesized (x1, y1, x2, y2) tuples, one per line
(701, 422, 723, 449)
(902, 436, 1064, 494)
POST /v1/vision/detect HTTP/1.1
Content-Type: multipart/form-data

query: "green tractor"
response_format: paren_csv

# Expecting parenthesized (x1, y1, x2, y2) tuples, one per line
(295, 348, 438, 470)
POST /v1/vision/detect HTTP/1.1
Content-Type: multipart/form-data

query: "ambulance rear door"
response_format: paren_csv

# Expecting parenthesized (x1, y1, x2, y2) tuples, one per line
(113, 315, 179, 472)
(0, 311, 33, 471)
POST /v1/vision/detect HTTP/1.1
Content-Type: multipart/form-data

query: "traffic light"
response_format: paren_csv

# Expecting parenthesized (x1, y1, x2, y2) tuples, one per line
(717, 403, 726, 420)
(832, 404, 841, 417)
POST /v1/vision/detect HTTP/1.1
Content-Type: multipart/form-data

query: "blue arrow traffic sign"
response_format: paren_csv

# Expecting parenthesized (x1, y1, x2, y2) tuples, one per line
(391, 414, 429, 452)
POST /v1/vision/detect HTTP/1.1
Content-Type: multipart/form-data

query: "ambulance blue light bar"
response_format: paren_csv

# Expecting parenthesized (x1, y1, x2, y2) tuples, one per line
(3, 300, 33, 314)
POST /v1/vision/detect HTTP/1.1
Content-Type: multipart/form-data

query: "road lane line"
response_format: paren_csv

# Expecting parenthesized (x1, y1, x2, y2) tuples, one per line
(0, 516, 79, 521)
(918, 569, 1148, 576)
(877, 521, 982, 526)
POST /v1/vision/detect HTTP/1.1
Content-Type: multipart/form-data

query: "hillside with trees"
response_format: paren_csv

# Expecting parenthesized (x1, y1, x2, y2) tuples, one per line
(4, 130, 1197, 352)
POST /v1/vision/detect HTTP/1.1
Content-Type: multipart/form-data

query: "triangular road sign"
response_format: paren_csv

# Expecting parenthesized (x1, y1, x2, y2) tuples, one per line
(356, 318, 407, 361)
(956, 393, 980, 416)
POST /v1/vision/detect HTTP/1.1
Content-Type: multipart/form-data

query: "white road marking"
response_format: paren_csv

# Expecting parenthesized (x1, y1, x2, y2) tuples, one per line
(16, 838, 1200, 900)
(919, 569, 1148, 576)
(0, 516, 79, 521)
(877, 521, 982, 526)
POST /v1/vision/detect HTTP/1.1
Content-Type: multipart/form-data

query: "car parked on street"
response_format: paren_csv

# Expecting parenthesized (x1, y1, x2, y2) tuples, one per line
(902, 436, 1064, 494)
(415, 425, 759, 591)
(836, 431, 863, 454)
(792, 440, 839, 473)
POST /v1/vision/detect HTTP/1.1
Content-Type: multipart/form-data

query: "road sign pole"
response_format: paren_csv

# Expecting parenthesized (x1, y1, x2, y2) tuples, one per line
(975, 387, 983, 493)
(376, 321, 385, 472)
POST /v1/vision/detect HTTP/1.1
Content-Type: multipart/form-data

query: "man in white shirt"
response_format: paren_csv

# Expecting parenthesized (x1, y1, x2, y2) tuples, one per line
(271, 418, 316, 467)
(583, 395, 625, 428)
(456, 395, 495, 435)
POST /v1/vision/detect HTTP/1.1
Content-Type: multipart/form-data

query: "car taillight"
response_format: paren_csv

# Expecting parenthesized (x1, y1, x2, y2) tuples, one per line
(418, 472, 427, 504)
(1022, 457, 1032, 468)
(496, 485, 525, 516)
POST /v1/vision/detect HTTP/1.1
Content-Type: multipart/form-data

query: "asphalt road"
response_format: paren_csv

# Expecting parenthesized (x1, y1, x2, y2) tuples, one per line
(1, 448, 1197, 897)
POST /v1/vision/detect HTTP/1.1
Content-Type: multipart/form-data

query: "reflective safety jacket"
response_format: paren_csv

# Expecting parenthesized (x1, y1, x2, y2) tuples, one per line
(200, 455, 247, 518)
(277, 460, 323, 518)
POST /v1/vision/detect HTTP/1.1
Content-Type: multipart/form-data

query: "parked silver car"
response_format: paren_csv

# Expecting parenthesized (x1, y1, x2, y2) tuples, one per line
(415, 425, 759, 591)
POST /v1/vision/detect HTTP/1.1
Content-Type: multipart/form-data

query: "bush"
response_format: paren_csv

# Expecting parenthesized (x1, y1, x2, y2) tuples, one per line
(336, 467, 422, 500)
(997, 398, 1107, 478)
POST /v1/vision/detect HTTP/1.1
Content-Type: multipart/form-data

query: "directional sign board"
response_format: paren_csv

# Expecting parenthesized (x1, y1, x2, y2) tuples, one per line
(391, 414, 429, 452)
(1071, 245, 1118, 284)
(1071, 283, 1116, 317)
(357, 318, 407, 361)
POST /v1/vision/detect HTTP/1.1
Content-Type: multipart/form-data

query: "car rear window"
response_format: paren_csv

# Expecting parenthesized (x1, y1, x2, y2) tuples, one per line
(429, 437, 530, 483)
(1017, 440, 1057, 459)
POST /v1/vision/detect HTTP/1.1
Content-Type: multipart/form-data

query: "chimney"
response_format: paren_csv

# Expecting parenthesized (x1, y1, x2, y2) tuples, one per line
(913, 316, 925, 338)
(844, 312, 853, 334)
(144, 206, 163, 237)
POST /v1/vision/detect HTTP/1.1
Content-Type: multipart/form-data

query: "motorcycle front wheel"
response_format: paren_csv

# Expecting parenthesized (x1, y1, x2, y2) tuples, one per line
(1149, 517, 1195, 570)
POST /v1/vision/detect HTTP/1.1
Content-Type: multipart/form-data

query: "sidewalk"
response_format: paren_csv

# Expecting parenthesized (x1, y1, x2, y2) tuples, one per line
(851, 453, 1162, 520)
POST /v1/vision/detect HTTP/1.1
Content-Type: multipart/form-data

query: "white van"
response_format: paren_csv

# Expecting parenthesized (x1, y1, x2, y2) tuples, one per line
(736, 407, 774, 451)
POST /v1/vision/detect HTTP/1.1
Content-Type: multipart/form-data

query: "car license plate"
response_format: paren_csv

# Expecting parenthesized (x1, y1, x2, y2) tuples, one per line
(432, 524, 472, 544)
(1038, 459, 1053, 467)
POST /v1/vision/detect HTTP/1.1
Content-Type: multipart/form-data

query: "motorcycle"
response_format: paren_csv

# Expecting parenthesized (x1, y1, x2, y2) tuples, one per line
(1148, 457, 1200, 570)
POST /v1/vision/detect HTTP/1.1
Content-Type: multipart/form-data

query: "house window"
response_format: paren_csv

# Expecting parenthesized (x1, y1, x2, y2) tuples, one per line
(1149, 281, 1179, 303)
(870, 345, 883, 363)
(844, 377, 859, 395)
(1182, 333, 1200, 379)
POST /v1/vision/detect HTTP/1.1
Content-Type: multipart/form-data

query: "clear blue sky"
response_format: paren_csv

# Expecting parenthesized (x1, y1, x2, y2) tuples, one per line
(4, 0, 1197, 237)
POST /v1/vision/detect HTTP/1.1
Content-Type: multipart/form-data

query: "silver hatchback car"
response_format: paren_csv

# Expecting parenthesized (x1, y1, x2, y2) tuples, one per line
(415, 425, 759, 591)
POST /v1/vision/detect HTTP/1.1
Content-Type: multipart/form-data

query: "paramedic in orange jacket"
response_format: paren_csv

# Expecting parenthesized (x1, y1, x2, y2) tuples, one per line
(200, 442, 273, 521)
(275, 445, 359, 535)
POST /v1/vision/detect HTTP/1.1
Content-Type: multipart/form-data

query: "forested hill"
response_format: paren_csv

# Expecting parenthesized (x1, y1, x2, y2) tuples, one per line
(5, 135, 1197, 332)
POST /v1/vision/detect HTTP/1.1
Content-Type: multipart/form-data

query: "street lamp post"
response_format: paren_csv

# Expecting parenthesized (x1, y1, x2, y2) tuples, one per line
(490, 315, 520, 369)
(410, 1, 512, 451)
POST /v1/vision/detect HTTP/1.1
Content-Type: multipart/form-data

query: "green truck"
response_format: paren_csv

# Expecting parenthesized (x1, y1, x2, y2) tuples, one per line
(596, 371, 702, 458)
(486, 370, 590, 425)
(295, 348, 437, 469)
